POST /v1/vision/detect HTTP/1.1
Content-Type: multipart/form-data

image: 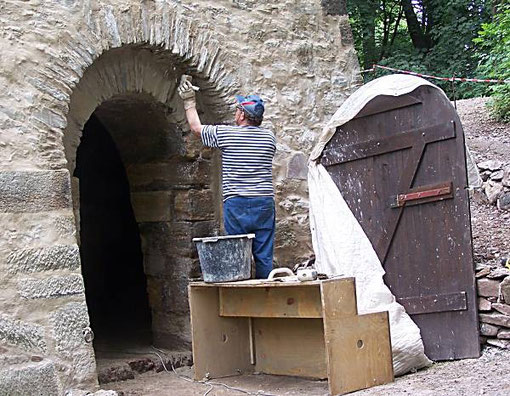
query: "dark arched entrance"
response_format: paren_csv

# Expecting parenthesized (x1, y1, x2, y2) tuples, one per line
(75, 113, 152, 351)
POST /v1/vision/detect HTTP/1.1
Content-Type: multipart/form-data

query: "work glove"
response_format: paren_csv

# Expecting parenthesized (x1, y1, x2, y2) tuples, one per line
(178, 75, 199, 110)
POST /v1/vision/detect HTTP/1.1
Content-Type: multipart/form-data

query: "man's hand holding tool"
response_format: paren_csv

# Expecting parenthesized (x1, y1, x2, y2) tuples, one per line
(178, 74, 200, 110)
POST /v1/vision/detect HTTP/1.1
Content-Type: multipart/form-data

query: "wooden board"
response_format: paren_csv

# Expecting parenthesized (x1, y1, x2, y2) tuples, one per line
(254, 318, 327, 379)
(188, 285, 253, 380)
(319, 278, 358, 318)
(190, 280, 322, 288)
(322, 312, 394, 395)
(219, 285, 323, 318)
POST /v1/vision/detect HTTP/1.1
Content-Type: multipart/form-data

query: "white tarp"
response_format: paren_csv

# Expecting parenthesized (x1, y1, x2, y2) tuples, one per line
(308, 75, 436, 376)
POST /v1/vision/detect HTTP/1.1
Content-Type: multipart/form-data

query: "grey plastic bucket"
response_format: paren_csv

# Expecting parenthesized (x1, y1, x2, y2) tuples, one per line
(192, 234, 255, 283)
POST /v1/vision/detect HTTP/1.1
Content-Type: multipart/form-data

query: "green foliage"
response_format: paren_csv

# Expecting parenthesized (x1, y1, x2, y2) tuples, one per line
(347, 0, 494, 100)
(474, 3, 510, 121)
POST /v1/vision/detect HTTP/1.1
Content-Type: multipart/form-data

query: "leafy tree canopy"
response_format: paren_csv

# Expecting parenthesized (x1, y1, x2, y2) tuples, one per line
(347, 0, 506, 106)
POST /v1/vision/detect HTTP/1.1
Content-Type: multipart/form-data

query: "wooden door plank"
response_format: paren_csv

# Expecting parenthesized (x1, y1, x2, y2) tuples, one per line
(375, 142, 425, 264)
(219, 286, 323, 318)
(323, 311, 394, 395)
(398, 291, 467, 315)
(354, 94, 422, 120)
(188, 285, 252, 380)
(321, 121, 455, 167)
(254, 318, 327, 379)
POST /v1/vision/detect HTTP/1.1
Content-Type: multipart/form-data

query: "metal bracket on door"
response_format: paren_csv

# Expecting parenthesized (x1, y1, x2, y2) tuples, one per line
(390, 182, 453, 208)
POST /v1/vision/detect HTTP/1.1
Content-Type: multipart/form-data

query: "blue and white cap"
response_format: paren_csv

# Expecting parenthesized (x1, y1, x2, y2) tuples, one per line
(235, 94, 265, 119)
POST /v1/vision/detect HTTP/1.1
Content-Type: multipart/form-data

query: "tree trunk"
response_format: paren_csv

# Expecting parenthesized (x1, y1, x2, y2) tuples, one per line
(401, 0, 429, 49)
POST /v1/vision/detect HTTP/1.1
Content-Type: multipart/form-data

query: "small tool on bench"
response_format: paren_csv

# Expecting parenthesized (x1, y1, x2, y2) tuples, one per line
(267, 267, 319, 282)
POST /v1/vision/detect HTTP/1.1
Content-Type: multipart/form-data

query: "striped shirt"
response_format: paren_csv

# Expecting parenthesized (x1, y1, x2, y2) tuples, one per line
(201, 125, 276, 201)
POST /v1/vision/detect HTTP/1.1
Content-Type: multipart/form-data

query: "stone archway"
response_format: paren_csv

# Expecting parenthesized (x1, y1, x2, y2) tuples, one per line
(64, 43, 228, 367)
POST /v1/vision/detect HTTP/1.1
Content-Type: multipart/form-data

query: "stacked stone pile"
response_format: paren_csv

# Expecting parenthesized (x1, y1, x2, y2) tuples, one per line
(478, 160, 510, 211)
(477, 261, 510, 348)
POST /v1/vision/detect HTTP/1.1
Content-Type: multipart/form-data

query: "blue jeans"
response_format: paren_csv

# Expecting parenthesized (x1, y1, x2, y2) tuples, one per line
(223, 196, 275, 279)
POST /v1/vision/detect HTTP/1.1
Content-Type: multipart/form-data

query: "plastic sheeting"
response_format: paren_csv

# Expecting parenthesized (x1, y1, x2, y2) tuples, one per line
(308, 75, 438, 376)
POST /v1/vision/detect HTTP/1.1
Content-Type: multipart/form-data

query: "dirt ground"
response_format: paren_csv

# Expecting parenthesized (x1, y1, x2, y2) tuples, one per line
(104, 347, 510, 396)
(105, 98, 510, 396)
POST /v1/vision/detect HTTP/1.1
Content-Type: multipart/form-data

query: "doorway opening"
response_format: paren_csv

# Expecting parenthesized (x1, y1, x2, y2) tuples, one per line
(75, 112, 152, 353)
(72, 91, 221, 380)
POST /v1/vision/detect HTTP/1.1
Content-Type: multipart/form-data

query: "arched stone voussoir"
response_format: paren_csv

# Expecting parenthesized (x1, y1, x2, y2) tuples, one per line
(39, 2, 240, 171)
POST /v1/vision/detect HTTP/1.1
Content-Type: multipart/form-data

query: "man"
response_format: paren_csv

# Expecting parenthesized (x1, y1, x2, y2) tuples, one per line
(178, 76, 276, 279)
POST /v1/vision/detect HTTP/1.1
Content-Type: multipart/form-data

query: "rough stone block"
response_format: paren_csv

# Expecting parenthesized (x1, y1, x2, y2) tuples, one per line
(485, 181, 503, 204)
(479, 313, 510, 328)
(50, 302, 90, 356)
(18, 274, 85, 299)
(286, 152, 308, 180)
(143, 254, 167, 277)
(144, 254, 200, 279)
(139, 221, 218, 258)
(162, 278, 191, 314)
(502, 168, 510, 187)
(146, 277, 164, 311)
(478, 297, 492, 312)
(127, 160, 212, 191)
(478, 160, 503, 171)
(0, 315, 46, 353)
(0, 170, 71, 213)
(321, 0, 347, 15)
(486, 338, 510, 349)
(498, 192, 510, 211)
(152, 312, 192, 350)
(480, 322, 499, 336)
(475, 266, 491, 278)
(97, 363, 134, 384)
(339, 15, 355, 46)
(487, 267, 510, 279)
(501, 277, 510, 303)
(492, 303, 510, 316)
(174, 189, 215, 221)
(477, 278, 500, 298)
(0, 362, 61, 396)
(139, 222, 193, 258)
(128, 357, 155, 374)
(498, 330, 510, 340)
(168, 256, 201, 279)
(131, 191, 172, 223)
(7, 244, 80, 275)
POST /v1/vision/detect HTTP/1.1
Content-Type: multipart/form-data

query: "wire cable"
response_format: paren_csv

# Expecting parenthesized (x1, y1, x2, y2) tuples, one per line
(151, 346, 279, 396)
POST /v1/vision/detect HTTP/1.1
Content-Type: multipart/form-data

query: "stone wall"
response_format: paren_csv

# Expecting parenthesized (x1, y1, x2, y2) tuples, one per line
(0, 0, 359, 393)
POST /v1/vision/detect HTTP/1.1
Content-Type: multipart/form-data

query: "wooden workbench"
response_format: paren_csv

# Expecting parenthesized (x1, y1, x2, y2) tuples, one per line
(188, 277, 394, 395)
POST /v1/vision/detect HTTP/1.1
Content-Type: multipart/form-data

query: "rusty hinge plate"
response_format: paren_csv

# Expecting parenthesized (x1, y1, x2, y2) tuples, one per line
(391, 182, 453, 208)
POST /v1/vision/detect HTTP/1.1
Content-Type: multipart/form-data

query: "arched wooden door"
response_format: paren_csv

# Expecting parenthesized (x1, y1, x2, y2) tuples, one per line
(321, 85, 480, 360)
